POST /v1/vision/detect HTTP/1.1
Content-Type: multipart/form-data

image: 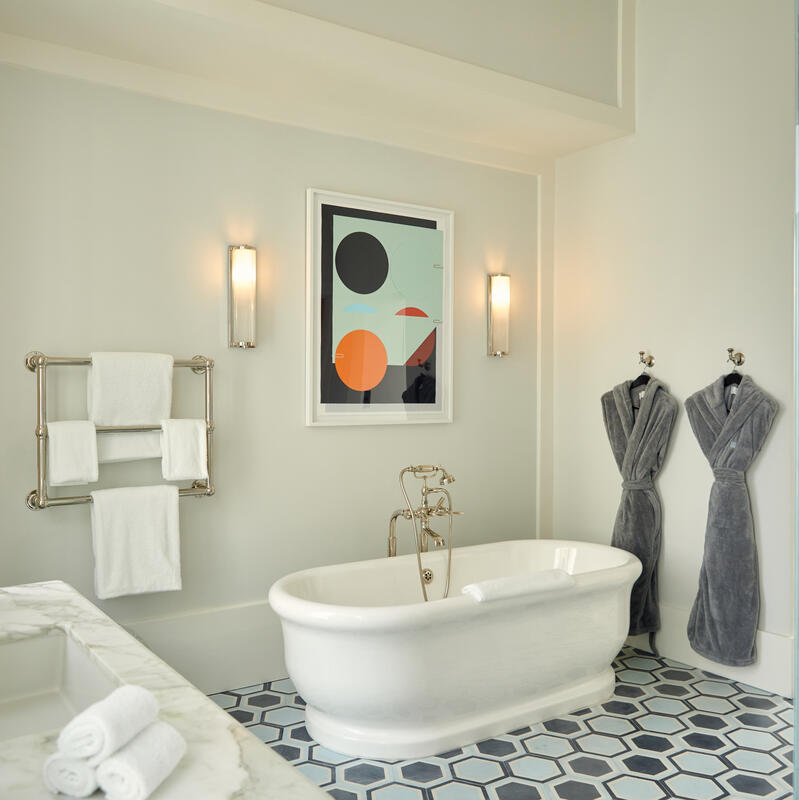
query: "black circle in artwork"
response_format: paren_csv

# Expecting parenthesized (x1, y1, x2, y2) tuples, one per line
(335, 232, 389, 294)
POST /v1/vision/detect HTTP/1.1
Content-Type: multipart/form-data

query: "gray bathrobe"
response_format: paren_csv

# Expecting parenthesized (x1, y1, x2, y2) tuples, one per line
(602, 379, 678, 636)
(685, 375, 777, 666)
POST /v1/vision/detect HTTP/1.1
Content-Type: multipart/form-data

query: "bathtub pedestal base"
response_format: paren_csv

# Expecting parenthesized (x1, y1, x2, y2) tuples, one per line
(304, 666, 615, 760)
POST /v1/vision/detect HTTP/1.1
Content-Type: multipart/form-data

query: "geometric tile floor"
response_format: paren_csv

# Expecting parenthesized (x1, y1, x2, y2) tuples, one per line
(210, 647, 794, 800)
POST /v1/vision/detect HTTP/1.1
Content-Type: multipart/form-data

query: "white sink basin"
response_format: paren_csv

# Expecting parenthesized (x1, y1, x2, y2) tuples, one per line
(0, 629, 120, 741)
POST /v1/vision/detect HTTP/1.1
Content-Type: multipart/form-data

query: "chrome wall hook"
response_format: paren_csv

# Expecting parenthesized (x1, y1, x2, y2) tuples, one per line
(638, 351, 655, 369)
(727, 348, 745, 368)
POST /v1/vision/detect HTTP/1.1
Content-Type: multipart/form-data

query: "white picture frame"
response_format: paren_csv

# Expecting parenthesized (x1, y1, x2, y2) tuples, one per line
(306, 188, 454, 426)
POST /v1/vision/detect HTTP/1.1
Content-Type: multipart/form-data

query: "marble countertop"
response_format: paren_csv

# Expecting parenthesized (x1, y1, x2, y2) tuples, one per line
(0, 581, 328, 800)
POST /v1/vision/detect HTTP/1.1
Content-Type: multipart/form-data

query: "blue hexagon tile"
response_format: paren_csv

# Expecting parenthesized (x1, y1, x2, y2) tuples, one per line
(209, 647, 793, 799)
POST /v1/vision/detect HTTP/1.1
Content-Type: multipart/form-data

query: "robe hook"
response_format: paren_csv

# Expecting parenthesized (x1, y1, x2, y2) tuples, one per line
(727, 348, 745, 369)
(638, 351, 655, 370)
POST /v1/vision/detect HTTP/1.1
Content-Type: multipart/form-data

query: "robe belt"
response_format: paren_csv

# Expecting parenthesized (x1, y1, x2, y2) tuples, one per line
(622, 478, 654, 491)
(712, 467, 745, 484)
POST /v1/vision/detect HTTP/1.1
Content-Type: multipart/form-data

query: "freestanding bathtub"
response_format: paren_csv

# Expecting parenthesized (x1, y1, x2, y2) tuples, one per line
(268, 539, 641, 759)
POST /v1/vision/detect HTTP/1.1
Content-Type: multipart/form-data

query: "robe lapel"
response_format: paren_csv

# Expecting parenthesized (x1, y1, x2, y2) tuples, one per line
(619, 379, 661, 478)
(708, 375, 762, 464)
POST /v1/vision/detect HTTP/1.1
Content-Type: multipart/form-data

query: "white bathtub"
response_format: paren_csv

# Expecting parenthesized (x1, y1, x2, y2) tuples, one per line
(268, 539, 641, 759)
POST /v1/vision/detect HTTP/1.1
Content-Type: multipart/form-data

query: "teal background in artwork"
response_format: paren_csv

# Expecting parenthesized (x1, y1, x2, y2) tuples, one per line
(332, 216, 443, 365)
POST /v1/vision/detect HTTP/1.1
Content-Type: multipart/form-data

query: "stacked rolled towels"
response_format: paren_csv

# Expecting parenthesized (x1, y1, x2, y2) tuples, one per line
(43, 685, 186, 799)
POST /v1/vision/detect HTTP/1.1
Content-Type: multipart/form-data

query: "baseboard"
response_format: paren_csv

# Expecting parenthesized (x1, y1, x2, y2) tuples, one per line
(124, 599, 285, 695)
(627, 602, 794, 698)
(125, 597, 794, 699)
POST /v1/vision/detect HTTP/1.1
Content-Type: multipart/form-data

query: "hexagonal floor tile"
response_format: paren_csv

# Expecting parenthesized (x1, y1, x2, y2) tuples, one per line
(296, 762, 334, 786)
(477, 738, 520, 758)
(681, 732, 730, 752)
(616, 670, 656, 686)
(431, 781, 488, 800)
(729, 729, 783, 750)
(688, 696, 736, 714)
(544, 718, 584, 735)
(246, 692, 282, 708)
(246, 723, 282, 743)
(567, 755, 613, 778)
(268, 678, 297, 694)
(605, 775, 666, 800)
(343, 763, 387, 786)
(209, 692, 238, 709)
(310, 745, 357, 765)
(658, 669, 694, 682)
(664, 774, 726, 800)
(509, 755, 563, 781)
(370, 784, 426, 800)
(635, 714, 685, 735)
(523, 733, 576, 757)
(736, 713, 778, 729)
(726, 749, 782, 774)
(670, 751, 727, 776)
(587, 715, 636, 736)
(489, 780, 541, 800)
(622, 657, 661, 672)
(452, 757, 504, 784)
(738, 695, 778, 711)
(263, 706, 306, 727)
(554, 778, 603, 800)
(630, 734, 672, 753)
(620, 755, 669, 777)
(641, 697, 689, 716)
(691, 680, 737, 698)
(725, 773, 781, 797)
(230, 683, 265, 695)
(328, 787, 362, 800)
(575, 733, 629, 757)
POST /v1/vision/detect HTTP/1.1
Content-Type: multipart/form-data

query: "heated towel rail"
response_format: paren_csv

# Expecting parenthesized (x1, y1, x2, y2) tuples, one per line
(24, 352, 215, 510)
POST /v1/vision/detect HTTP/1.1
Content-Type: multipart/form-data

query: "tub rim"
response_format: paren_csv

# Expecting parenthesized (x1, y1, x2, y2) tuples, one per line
(268, 539, 642, 633)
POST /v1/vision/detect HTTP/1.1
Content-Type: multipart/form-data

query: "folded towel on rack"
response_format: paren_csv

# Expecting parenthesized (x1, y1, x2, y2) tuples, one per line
(88, 353, 173, 426)
(97, 431, 162, 464)
(57, 685, 159, 765)
(96, 721, 186, 800)
(42, 753, 98, 797)
(90, 485, 181, 600)
(160, 419, 208, 481)
(47, 421, 98, 486)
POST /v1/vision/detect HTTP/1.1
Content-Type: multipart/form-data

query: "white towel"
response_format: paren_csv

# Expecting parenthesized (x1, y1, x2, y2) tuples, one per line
(47, 421, 98, 486)
(90, 485, 181, 600)
(88, 353, 173, 426)
(56, 685, 159, 766)
(42, 753, 98, 797)
(160, 419, 208, 481)
(96, 721, 186, 800)
(461, 569, 576, 603)
(97, 432, 162, 464)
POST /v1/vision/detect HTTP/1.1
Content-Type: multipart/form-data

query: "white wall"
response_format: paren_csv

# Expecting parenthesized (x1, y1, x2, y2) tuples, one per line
(552, 0, 794, 695)
(0, 65, 539, 692)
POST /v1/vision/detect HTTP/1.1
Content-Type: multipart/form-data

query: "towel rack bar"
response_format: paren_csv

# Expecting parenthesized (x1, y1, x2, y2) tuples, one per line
(26, 485, 212, 510)
(25, 352, 215, 510)
(26, 354, 213, 371)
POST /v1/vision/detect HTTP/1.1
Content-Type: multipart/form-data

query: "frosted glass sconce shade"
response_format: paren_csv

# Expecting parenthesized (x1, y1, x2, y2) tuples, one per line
(487, 273, 510, 357)
(229, 245, 256, 348)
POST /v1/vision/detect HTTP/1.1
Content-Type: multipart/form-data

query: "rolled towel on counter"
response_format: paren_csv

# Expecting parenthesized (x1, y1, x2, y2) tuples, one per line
(47, 421, 98, 486)
(42, 753, 98, 797)
(57, 685, 159, 766)
(97, 721, 186, 800)
(160, 419, 208, 481)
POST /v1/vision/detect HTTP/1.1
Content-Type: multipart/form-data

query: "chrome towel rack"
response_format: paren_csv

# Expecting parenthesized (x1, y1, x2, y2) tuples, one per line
(24, 352, 215, 510)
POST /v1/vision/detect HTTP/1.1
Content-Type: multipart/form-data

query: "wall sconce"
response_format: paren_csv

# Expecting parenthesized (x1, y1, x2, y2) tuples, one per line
(487, 273, 510, 357)
(228, 245, 256, 348)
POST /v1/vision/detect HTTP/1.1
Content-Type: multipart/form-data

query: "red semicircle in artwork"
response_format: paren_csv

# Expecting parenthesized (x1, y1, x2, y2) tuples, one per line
(395, 307, 428, 317)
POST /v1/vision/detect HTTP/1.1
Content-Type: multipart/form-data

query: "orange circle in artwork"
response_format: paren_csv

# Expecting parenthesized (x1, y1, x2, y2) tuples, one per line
(335, 329, 388, 391)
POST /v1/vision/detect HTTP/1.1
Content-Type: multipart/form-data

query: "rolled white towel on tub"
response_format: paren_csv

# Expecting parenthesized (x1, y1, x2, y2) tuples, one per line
(97, 721, 186, 800)
(42, 753, 98, 797)
(57, 685, 158, 765)
(461, 569, 576, 603)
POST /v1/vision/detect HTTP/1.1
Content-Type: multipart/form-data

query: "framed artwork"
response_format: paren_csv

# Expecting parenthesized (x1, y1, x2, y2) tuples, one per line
(306, 189, 453, 426)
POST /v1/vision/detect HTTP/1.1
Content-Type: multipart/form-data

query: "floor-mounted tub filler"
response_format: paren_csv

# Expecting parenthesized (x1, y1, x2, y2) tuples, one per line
(268, 466, 642, 760)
